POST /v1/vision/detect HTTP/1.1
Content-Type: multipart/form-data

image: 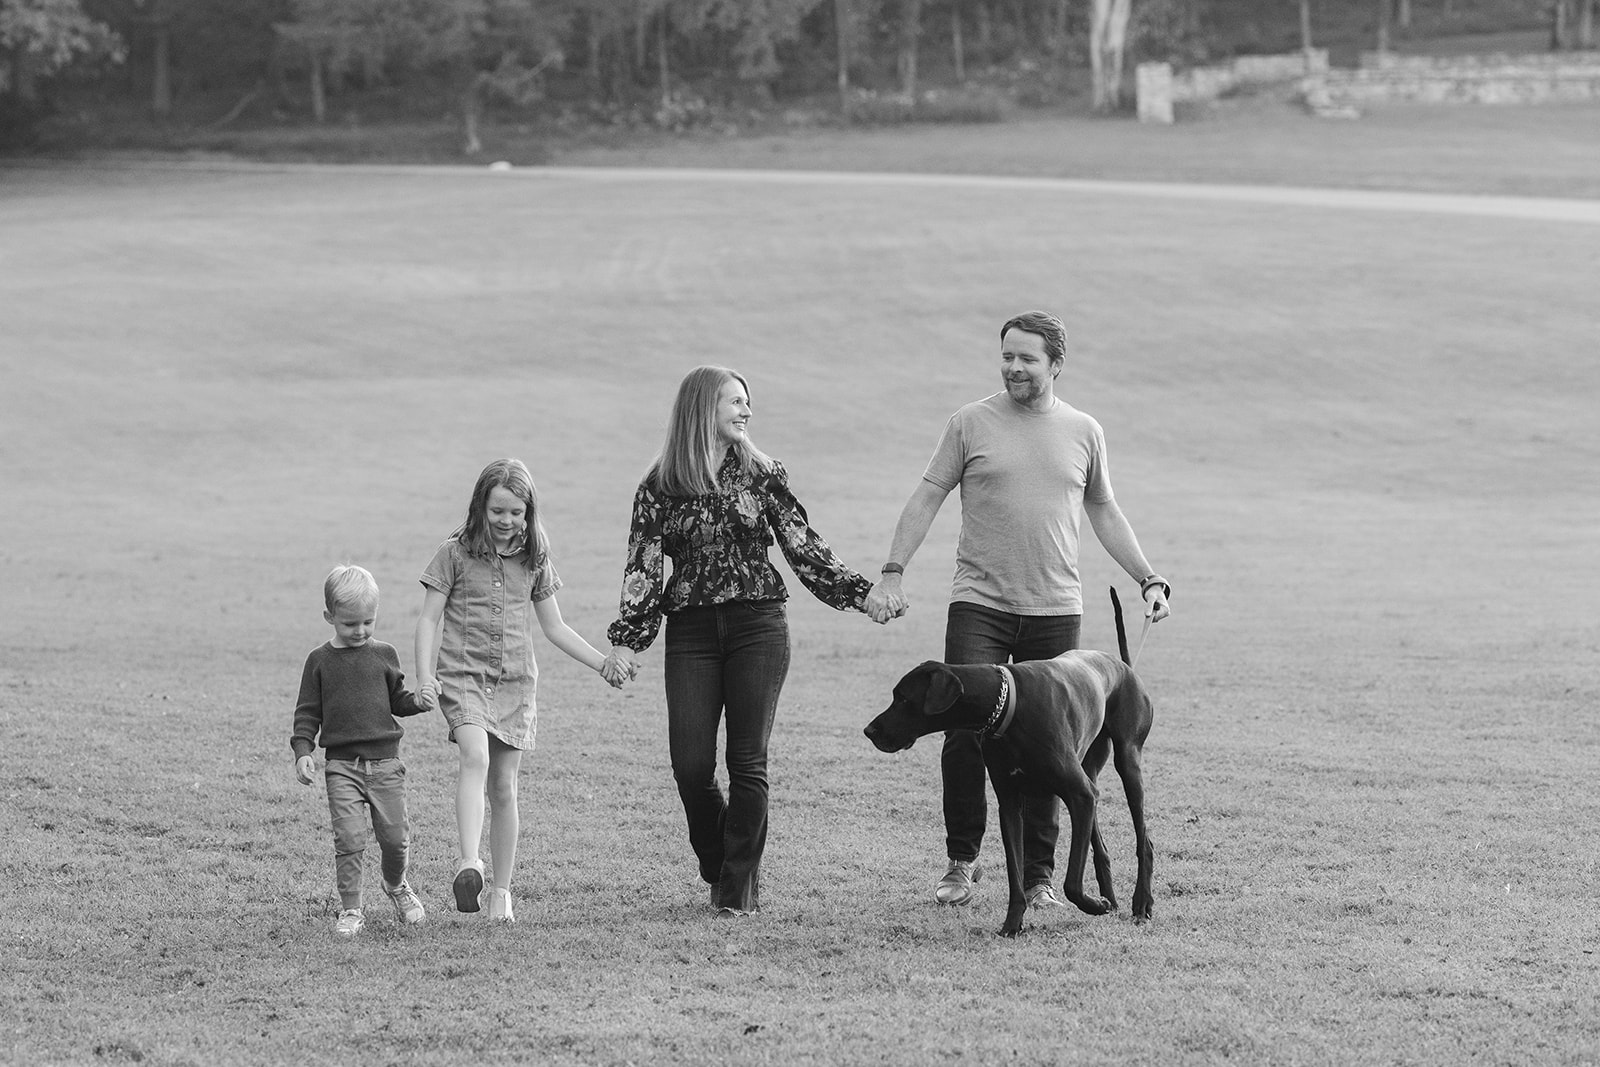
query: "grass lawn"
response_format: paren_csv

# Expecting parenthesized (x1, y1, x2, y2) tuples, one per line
(2, 144, 1598, 1064)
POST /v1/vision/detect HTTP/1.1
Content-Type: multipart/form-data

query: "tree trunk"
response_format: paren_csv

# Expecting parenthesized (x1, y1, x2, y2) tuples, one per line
(1552, 0, 1568, 49)
(461, 72, 484, 155)
(1580, 0, 1595, 48)
(898, 0, 922, 96)
(635, 4, 648, 77)
(952, 6, 965, 81)
(1299, 0, 1313, 54)
(151, 22, 173, 117)
(835, 0, 851, 112)
(10, 45, 38, 102)
(1397, 0, 1410, 30)
(976, 2, 991, 64)
(1089, 0, 1132, 110)
(1376, 0, 1390, 53)
(657, 8, 670, 105)
(309, 49, 325, 122)
(588, 27, 603, 98)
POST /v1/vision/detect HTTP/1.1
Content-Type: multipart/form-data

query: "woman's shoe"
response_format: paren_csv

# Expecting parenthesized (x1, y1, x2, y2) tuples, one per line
(453, 859, 485, 913)
(487, 887, 515, 924)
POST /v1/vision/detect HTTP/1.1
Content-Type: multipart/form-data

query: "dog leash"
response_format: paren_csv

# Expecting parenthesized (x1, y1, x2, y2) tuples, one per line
(1130, 612, 1153, 670)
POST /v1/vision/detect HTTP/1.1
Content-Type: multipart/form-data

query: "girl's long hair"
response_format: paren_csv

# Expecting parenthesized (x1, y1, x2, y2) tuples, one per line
(454, 458, 550, 566)
(648, 366, 772, 497)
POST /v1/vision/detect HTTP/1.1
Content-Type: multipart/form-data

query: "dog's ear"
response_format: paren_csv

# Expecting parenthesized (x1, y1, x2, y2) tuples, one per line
(924, 665, 964, 715)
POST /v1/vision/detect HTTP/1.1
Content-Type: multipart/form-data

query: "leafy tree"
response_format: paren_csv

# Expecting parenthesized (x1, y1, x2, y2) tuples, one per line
(1, 0, 122, 102)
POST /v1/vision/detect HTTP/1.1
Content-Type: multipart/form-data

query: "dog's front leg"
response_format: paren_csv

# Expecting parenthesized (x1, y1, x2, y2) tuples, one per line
(992, 780, 1029, 937)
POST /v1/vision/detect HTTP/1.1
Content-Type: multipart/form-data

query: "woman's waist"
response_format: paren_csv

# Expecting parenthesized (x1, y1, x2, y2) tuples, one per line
(670, 536, 772, 562)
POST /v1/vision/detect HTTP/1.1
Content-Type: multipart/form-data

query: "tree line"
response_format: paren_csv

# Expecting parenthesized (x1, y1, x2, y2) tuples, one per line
(1, 0, 1581, 150)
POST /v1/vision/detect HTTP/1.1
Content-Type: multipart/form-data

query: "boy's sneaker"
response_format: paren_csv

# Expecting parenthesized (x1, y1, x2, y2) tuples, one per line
(384, 880, 426, 925)
(453, 859, 485, 913)
(334, 909, 365, 938)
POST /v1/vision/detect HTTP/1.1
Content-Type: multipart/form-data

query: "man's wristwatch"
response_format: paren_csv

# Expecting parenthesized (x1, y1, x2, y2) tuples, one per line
(1139, 573, 1171, 599)
(880, 563, 904, 576)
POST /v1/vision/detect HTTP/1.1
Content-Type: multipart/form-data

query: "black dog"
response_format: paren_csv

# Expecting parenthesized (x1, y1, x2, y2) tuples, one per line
(864, 588, 1154, 937)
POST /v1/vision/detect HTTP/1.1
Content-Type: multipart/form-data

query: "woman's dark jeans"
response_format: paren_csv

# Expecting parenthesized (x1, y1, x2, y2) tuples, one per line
(941, 601, 1081, 888)
(664, 600, 791, 913)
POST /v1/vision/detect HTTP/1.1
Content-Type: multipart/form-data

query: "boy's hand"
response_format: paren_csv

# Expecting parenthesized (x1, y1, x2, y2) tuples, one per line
(418, 679, 440, 712)
(295, 755, 316, 786)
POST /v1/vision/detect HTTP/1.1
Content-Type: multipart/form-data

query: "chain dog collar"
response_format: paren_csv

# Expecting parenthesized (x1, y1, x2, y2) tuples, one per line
(979, 665, 1018, 740)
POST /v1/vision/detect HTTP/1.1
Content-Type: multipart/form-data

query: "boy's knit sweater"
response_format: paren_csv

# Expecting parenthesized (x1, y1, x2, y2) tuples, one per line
(291, 640, 428, 761)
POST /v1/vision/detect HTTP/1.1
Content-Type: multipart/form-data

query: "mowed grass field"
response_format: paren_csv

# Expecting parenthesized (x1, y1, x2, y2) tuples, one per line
(3, 144, 1599, 1065)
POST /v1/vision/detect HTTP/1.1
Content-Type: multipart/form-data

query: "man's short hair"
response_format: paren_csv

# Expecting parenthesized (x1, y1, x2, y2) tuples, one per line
(324, 564, 380, 613)
(1001, 311, 1068, 367)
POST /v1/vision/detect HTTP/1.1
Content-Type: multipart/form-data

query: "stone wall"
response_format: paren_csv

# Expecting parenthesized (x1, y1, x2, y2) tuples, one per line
(1311, 53, 1600, 106)
(1169, 50, 1329, 103)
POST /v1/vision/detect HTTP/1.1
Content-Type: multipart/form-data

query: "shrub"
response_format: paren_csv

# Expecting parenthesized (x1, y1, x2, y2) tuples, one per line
(844, 86, 1005, 125)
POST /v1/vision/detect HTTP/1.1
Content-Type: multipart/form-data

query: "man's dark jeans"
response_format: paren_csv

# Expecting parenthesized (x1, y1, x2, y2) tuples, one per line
(664, 600, 791, 913)
(942, 601, 1081, 888)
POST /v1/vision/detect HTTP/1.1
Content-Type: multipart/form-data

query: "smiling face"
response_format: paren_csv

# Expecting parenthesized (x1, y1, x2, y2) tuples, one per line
(999, 327, 1059, 408)
(484, 485, 528, 553)
(325, 600, 377, 648)
(713, 377, 752, 448)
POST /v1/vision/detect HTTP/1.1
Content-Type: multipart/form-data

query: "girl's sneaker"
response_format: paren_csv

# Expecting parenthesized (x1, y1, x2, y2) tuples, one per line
(453, 859, 485, 913)
(487, 887, 515, 924)
(384, 880, 426, 925)
(334, 909, 365, 938)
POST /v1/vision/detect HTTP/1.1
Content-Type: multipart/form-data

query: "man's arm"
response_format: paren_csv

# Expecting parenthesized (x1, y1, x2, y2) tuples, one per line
(1084, 498, 1170, 622)
(864, 479, 953, 622)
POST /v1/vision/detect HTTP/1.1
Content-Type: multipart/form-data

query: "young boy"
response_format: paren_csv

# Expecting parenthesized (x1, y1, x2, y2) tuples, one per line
(291, 564, 431, 938)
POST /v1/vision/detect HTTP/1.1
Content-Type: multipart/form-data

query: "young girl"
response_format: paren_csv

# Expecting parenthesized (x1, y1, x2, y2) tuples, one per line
(416, 458, 630, 923)
(607, 367, 880, 916)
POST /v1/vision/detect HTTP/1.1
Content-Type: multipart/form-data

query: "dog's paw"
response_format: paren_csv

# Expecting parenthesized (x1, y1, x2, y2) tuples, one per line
(1072, 895, 1113, 916)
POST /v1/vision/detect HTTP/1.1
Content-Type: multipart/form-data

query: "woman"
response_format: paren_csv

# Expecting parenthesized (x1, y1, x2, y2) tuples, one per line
(608, 366, 879, 916)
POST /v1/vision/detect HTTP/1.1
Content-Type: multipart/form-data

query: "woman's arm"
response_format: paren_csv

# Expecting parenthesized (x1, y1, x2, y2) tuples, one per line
(762, 461, 874, 612)
(606, 482, 668, 654)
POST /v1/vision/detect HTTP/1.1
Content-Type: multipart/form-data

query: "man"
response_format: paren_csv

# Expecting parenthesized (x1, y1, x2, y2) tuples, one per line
(864, 311, 1171, 908)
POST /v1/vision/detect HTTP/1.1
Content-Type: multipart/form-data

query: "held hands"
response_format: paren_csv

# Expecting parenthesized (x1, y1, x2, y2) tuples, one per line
(295, 754, 316, 786)
(599, 647, 640, 689)
(417, 678, 440, 712)
(864, 576, 909, 625)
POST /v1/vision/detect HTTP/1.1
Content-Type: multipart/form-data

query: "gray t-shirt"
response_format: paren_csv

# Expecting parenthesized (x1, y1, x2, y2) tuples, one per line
(922, 392, 1114, 615)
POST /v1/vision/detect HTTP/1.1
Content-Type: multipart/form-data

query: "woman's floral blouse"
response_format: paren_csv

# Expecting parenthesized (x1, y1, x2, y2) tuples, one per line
(607, 449, 872, 652)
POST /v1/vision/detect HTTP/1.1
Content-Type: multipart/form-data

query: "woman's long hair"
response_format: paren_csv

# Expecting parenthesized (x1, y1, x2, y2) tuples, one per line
(455, 458, 550, 566)
(648, 366, 771, 496)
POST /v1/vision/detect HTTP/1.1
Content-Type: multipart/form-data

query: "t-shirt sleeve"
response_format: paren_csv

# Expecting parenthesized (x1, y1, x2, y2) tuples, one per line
(529, 556, 563, 603)
(921, 411, 966, 492)
(1084, 417, 1114, 505)
(419, 540, 457, 594)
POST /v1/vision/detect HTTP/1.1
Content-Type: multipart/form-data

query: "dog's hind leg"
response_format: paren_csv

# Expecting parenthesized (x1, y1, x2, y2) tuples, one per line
(1114, 738, 1154, 922)
(1080, 736, 1118, 909)
(1050, 765, 1113, 918)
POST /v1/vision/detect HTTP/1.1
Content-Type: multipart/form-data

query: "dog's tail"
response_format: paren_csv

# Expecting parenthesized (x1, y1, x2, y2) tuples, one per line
(1110, 586, 1131, 665)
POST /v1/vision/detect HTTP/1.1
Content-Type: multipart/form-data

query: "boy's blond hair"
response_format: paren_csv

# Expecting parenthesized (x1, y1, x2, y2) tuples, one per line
(324, 564, 380, 613)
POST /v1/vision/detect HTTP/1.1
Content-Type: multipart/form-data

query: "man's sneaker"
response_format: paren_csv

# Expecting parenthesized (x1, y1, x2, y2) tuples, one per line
(486, 887, 515, 924)
(334, 909, 365, 938)
(1026, 882, 1067, 909)
(453, 860, 484, 913)
(384, 880, 426, 925)
(934, 859, 981, 905)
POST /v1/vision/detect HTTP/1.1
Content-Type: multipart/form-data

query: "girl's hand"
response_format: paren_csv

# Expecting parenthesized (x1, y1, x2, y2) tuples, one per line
(418, 679, 440, 711)
(295, 755, 316, 786)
